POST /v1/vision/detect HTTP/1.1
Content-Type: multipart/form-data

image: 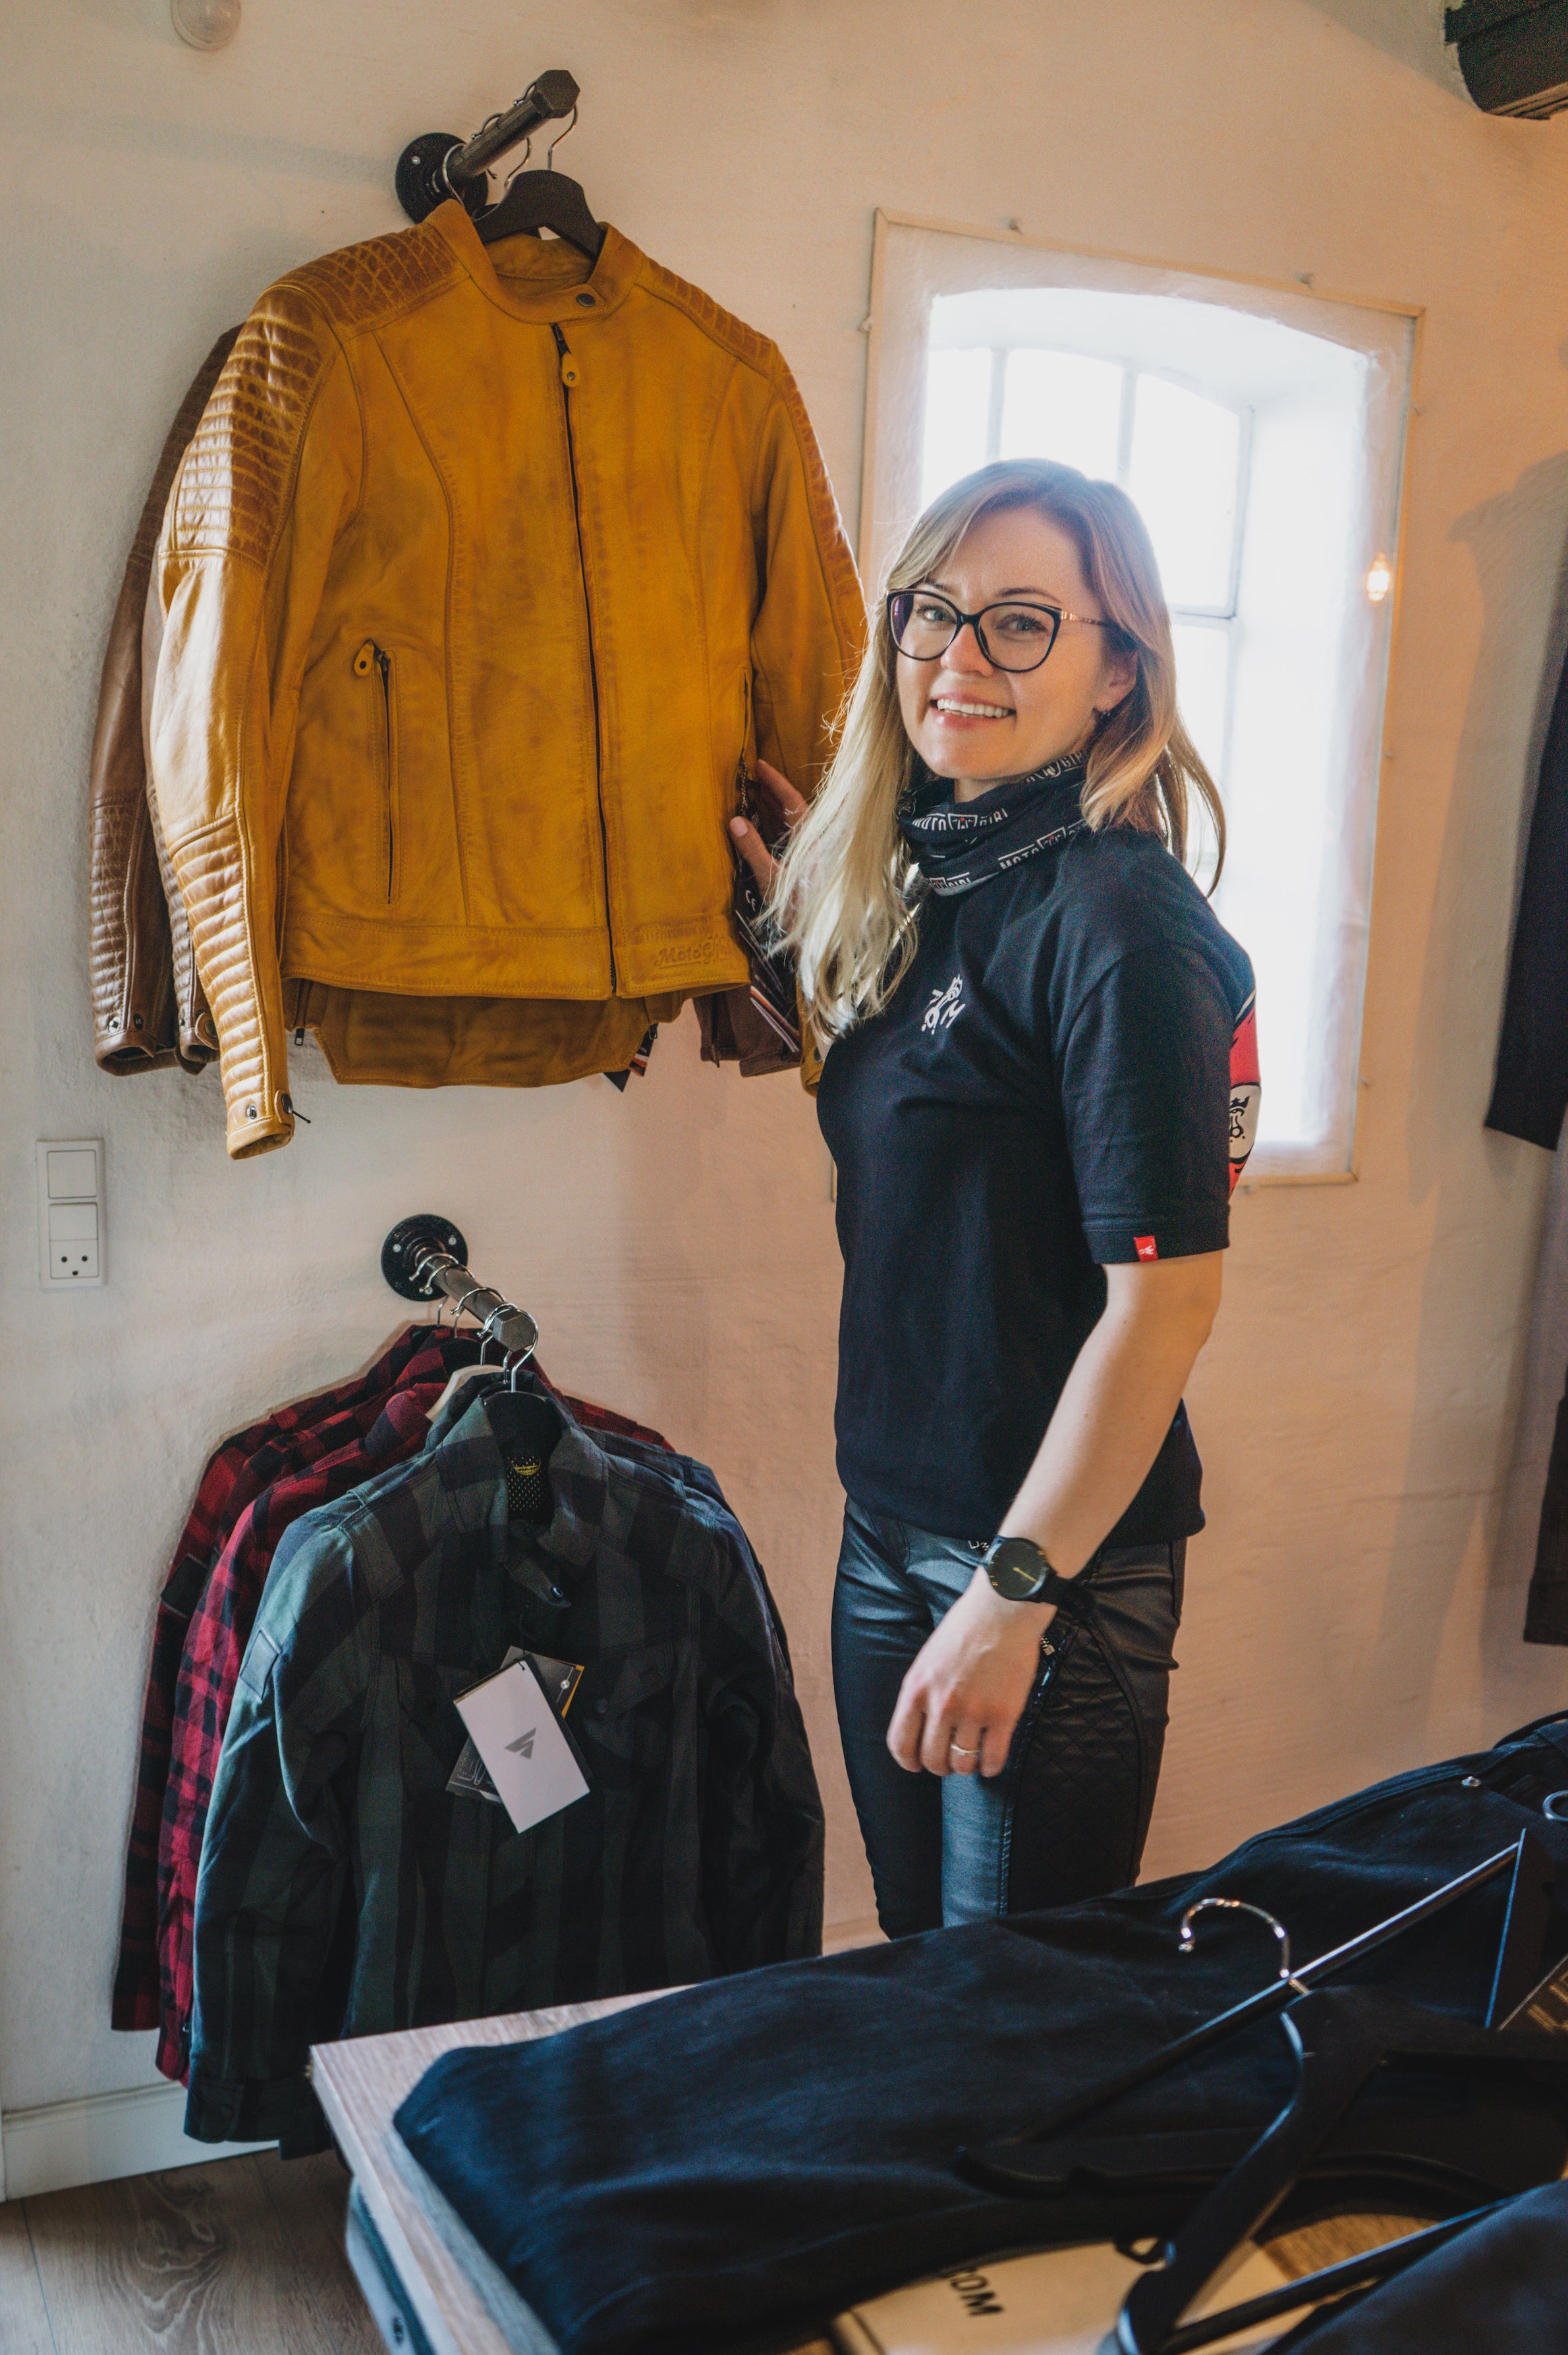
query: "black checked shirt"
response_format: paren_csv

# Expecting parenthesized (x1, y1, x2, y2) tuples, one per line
(186, 1386, 824, 2149)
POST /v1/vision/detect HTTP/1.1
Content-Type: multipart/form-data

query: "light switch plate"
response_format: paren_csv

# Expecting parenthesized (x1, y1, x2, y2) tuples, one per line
(37, 1139, 105, 1288)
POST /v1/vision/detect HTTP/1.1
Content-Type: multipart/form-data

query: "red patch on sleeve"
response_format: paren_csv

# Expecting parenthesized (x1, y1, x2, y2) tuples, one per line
(1228, 996, 1262, 1196)
(1134, 1235, 1159, 1262)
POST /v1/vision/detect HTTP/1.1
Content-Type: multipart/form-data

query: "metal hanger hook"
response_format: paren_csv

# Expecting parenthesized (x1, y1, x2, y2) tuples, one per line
(1543, 1791, 1568, 1821)
(1179, 1898, 1305, 1991)
(501, 132, 534, 190)
(411, 1245, 459, 1297)
(545, 103, 578, 170)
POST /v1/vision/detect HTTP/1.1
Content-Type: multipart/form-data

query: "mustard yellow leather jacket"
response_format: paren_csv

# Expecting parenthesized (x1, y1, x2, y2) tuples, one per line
(147, 204, 863, 1156)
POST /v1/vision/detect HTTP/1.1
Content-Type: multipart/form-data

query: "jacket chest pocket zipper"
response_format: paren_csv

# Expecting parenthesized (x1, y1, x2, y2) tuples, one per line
(353, 638, 398, 902)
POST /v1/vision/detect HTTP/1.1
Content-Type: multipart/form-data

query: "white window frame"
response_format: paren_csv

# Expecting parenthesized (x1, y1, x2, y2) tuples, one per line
(930, 347, 1251, 782)
(860, 212, 1420, 1183)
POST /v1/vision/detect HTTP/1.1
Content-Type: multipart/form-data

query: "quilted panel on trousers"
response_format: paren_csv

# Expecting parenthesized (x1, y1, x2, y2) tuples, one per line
(291, 216, 459, 329)
(1001, 1619, 1145, 1915)
(169, 824, 269, 1125)
(172, 291, 328, 568)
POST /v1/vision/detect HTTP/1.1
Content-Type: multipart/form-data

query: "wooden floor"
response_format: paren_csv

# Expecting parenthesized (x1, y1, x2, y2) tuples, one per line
(0, 2152, 383, 2355)
(0, 2140, 1411, 2355)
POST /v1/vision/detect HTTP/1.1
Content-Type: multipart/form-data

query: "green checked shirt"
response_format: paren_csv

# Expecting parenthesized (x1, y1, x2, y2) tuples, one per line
(186, 1386, 824, 2151)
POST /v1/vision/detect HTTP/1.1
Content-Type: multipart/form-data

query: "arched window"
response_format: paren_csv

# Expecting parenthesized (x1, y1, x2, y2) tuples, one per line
(864, 225, 1416, 1179)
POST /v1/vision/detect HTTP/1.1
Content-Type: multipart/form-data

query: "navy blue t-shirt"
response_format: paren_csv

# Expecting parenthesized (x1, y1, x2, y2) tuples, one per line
(816, 801, 1258, 1544)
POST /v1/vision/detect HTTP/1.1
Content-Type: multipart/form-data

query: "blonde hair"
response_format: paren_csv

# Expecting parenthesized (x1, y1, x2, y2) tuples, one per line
(771, 457, 1225, 1046)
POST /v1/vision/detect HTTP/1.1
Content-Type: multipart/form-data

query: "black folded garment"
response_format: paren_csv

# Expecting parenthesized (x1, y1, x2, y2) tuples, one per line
(395, 1713, 1568, 2355)
(1291, 2178, 1568, 2353)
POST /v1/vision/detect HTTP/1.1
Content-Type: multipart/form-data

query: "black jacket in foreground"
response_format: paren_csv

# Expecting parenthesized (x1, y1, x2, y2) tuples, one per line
(395, 1711, 1568, 2355)
(1488, 640, 1568, 1152)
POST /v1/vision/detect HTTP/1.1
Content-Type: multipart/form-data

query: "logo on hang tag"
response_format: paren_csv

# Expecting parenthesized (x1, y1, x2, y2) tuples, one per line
(454, 1659, 590, 1835)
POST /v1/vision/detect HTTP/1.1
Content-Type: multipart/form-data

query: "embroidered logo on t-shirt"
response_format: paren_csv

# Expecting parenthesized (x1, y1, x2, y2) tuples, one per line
(922, 977, 965, 1034)
(1134, 1235, 1159, 1262)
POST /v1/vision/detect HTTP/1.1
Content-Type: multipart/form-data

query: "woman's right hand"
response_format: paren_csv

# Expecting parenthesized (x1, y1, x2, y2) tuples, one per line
(728, 758, 809, 897)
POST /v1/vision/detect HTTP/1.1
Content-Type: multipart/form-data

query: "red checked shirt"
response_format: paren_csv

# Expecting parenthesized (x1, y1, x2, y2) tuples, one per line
(113, 1322, 463, 2033)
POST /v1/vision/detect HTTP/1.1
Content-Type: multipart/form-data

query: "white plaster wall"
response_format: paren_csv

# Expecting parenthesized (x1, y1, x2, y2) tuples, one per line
(5, 0, 1568, 2123)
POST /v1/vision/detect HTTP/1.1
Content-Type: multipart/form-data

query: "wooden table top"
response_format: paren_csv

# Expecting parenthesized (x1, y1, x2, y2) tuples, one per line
(313, 1994, 648, 2355)
(312, 1995, 836, 2355)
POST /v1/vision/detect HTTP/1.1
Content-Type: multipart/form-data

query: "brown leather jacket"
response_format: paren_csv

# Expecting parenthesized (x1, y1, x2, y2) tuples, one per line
(90, 330, 235, 1073)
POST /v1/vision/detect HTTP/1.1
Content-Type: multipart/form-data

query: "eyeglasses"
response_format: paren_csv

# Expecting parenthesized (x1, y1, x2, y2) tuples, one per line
(885, 589, 1119, 674)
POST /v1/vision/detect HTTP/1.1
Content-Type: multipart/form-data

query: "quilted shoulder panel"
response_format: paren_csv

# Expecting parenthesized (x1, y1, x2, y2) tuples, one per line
(171, 287, 329, 568)
(638, 256, 787, 385)
(287, 217, 460, 330)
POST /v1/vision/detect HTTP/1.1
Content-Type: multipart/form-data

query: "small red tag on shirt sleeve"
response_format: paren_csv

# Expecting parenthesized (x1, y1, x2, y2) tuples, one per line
(1134, 1235, 1159, 1262)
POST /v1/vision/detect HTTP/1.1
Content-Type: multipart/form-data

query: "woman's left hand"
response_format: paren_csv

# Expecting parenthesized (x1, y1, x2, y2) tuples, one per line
(886, 1574, 1053, 1778)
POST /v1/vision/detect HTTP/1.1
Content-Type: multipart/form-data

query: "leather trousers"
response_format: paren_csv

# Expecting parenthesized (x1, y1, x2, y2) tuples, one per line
(831, 1498, 1184, 1935)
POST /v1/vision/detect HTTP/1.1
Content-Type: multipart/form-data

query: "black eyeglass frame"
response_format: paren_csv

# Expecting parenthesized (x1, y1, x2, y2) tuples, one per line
(885, 589, 1120, 675)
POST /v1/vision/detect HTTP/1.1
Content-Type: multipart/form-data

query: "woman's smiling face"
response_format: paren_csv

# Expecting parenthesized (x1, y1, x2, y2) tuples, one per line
(896, 504, 1136, 802)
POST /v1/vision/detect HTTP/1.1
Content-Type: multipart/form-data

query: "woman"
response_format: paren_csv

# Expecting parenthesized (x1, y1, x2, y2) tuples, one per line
(730, 457, 1259, 1937)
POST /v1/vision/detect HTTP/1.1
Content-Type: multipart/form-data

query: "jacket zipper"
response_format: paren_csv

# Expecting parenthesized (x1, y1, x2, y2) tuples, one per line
(552, 324, 615, 991)
(353, 638, 397, 902)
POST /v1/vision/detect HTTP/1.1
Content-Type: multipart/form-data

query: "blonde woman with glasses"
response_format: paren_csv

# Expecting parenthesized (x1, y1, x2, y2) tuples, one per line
(730, 457, 1260, 1934)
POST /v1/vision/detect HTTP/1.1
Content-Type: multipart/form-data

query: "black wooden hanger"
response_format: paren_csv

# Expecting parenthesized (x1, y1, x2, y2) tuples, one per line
(961, 1830, 1554, 2186)
(1112, 1985, 1568, 2353)
(472, 109, 604, 260)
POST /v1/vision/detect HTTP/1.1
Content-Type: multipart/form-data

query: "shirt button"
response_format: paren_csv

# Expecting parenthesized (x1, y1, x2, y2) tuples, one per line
(576, 291, 596, 307)
(595, 1698, 608, 1716)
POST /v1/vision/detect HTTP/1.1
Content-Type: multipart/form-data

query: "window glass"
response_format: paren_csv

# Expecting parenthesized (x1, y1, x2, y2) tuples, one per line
(1127, 376, 1241, 611)
(999, 349, 1123, 481)
(922, 348, 991, 502)
(1171, 619, 1231, 785)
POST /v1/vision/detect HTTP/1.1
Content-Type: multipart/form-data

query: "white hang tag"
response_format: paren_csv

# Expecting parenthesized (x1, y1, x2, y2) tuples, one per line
(454, 1659, 590, 1836)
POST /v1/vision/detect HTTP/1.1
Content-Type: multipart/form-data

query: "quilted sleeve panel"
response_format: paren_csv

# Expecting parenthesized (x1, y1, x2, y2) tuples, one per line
(168, 821, 285, 1155)
(150, 286, 362, 1158)
(169, 289, 333, 568)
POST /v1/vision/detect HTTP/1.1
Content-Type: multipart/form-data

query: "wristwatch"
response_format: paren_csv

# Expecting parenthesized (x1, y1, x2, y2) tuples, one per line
(980, 1533, 1075, 1605)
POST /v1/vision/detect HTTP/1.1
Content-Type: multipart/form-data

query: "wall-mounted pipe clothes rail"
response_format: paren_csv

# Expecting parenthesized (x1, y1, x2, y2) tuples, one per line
(381, 1213, 539, 1361)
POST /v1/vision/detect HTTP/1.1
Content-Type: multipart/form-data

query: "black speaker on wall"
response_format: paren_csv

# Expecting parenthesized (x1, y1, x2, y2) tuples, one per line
(1446, 0, 1568, 116)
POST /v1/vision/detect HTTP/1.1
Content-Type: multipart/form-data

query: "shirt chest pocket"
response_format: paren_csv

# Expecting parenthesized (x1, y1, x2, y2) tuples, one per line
(394, 1659, 473, 1796)
(570, 1643, 678, 1789)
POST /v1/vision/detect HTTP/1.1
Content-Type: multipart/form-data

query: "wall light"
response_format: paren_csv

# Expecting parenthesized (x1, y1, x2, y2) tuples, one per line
(1365, 554, 1393, 604)
(173, 0, 240, 49)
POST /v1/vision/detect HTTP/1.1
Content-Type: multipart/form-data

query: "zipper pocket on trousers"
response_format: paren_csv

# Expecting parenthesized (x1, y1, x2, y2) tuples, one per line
(353, 638, 398, 902)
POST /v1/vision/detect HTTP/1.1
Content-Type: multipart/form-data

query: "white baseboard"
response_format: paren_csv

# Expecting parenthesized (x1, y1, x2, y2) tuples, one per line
(2, 2081, 269, 2201)
(4, 1929, 885, 2203)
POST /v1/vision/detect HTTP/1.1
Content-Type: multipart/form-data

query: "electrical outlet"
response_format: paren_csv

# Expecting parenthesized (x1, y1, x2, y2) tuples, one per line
(38, 1139, 105, 1288)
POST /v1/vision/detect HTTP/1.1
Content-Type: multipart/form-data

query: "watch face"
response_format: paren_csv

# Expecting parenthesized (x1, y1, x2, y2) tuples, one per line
(986, 1537, 1048, 1601)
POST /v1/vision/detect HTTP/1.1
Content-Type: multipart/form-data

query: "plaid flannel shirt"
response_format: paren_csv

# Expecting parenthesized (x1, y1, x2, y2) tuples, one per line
(113, 1322, 465, 2031)
(151, 1369, 670, 2080)
(186, 1386, 824, 2151)
(118, 1322, 668, 2046)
